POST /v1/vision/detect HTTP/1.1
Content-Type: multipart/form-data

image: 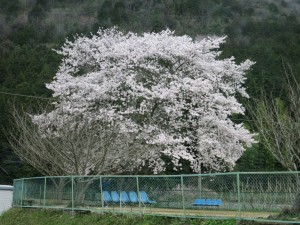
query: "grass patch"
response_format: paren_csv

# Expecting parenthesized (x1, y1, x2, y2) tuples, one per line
(0, 208, 290, 225)
(267, 208, 300, 222)
(0, 208, 235, 225)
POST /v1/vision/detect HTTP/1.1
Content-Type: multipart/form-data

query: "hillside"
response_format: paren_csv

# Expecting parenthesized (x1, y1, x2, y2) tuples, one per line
(0, 0, 299, 182)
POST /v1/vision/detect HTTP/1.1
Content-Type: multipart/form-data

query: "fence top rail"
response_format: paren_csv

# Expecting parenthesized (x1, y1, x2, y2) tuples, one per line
(13, 171, 300, 182)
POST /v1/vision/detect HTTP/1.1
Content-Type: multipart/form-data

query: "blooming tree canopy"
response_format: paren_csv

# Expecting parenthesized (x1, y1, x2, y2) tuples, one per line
(33, 28, 255, 174)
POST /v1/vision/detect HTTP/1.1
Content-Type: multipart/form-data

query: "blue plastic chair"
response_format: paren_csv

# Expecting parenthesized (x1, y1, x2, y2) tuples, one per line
(215, 199, 222, 206)
(129, 191, 139, 204)
(102, 191, 113, 205)
(205, 199, 213, 206)
(210, 199, 217, 206)
(139, 191, 156, 205)
(120, 191, 131, 204)
(193, 198, 206, 206)
(111, 191, 120, 203)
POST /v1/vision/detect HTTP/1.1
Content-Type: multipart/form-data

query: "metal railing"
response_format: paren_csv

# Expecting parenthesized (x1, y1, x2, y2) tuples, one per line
(13, 171, 300, 224)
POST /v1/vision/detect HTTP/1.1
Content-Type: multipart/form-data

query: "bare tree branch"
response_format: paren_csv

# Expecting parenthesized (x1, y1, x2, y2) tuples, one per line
(246, 66, 300, 212)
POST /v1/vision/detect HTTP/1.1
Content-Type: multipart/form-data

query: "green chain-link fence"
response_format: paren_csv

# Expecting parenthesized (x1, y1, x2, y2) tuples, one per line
(13, 172, 300, 224)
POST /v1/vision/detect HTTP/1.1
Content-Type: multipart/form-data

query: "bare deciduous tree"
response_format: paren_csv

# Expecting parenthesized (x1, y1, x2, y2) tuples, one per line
(7, 105, 152, 204)
(248, 67, 300, 212)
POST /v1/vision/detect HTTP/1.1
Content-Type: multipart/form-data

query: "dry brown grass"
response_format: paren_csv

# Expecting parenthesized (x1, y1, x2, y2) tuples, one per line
(84, 206, 278, 219)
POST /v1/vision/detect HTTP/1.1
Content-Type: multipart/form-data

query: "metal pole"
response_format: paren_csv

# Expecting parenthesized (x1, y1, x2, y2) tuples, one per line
(119, 179, 122, 212)
(100, 176, 104, 209)
(237, 173, 241, 220)
(71, 176, 74, 212)
(39, 184, 42, 205)
(21, 179, 24, 207)
(12, 179, 15, 207)
(43, 177, 47, 207)
(136, 176, 141, 214)
(198, 160, 202, 199)
(181, 175, 186, 217)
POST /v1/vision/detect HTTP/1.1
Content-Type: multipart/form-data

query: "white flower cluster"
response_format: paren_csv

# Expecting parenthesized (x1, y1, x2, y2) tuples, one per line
(33, 28, 255, 173)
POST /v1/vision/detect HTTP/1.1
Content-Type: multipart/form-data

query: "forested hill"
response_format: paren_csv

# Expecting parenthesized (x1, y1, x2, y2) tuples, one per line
(0, 0, 299, 183)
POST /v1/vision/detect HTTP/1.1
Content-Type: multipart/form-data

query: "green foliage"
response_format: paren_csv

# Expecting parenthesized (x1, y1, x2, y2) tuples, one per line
(0, 0, 20, 15)
(202, 220, 236, 225)
(0, 0, 300, 179)
(0, 37, 60, 183)
(234, 143, 284, 172)
(28, 5, 46, 23)
(0, 209, 267, 225)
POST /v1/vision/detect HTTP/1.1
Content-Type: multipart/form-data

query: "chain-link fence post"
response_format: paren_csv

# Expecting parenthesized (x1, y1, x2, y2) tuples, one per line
(181, 175, 186, 217)
(136, 176, 141, 214)
(71, 176, 74, 212)
(21, 179, 24, 207)
(43, 177, 47, 207)
(237, 172, 241, 220)
(100, 176, 104, 209)
(198, 162, 202, 199)
(12, 179, 16, 207)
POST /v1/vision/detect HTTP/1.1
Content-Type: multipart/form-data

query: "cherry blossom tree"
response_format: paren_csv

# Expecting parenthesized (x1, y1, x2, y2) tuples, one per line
(32, 28, 255, 174)
(8, 104, 149, 205)
(9, 105, 145, 176)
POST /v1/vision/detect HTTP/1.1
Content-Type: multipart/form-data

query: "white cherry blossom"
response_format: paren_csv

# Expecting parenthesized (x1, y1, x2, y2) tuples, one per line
(33, 28, 255, 174)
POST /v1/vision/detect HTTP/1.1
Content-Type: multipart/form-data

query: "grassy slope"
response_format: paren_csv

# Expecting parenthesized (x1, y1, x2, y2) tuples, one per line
(0, 208, 277, 225)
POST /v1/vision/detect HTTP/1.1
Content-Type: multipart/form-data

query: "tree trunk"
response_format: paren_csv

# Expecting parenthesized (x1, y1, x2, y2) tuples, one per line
(74, 178, 93, 206)
(53, 178, 68, 205)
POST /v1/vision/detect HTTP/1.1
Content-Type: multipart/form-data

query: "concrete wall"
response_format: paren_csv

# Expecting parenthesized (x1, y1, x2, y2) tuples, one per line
(0, 185, 13, 215)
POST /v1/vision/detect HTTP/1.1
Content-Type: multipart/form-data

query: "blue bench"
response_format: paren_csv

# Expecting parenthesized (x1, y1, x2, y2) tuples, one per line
(140, 191, 156, 205)
(102, 191, 113, 205)
(120, 191, 131, 204)
(102, 191, 156, 206)
(129, 191, 156, 205)
(193, 198, 222, 207)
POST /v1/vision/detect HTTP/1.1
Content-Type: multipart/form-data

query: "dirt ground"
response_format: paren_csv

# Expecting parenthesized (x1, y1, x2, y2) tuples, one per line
(86, 206, 278, 219)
